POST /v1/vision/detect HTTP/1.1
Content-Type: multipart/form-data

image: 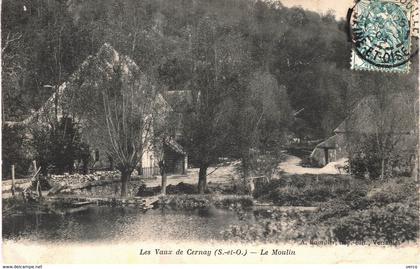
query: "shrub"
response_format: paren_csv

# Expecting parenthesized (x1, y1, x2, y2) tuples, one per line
(346, 134, 414, 180)
(31, 117, 84, 175)
(367, 177, 416, 206)
(314, 199, 351, 222)
(167, 182, 197, 194)
(332, 203, 418, 244)
(160, 195, 211, 209)
(343, 187, 370, 210)
(136, 183, 159, 196)
(255, 174, 359, 206)
(267, 186, 311, 206)
(213, 196, 254, 209)
(252, 177, 285, 199)
(222, 210, 330, 243)
(136, 182, 201, 197)
(302, 185, 333, 202)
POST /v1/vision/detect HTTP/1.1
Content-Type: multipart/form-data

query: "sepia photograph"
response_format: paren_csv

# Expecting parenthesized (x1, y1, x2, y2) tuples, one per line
(1, 0, 419, 265)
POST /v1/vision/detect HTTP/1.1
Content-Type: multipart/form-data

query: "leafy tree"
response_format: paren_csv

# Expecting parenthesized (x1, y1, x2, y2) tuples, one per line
(233, 71, 292, 183)
(183, 15, 253, 194)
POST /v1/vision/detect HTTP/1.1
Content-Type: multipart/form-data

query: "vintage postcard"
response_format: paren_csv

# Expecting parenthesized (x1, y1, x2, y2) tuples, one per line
(1, 0, 419, 266)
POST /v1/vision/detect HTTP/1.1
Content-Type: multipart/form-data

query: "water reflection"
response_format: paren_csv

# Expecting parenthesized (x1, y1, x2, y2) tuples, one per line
(3, 206, 243, 243)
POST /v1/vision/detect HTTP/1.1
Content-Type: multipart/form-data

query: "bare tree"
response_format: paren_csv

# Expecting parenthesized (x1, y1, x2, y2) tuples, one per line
(101, 66, 157, 196)
(149, 94, 173, 195)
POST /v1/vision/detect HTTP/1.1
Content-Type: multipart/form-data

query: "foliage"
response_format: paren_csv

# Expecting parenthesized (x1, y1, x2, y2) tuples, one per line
(346, 134, 400, 180)
(344, 90, 417, 180)
(2, 0, 89, 120)
(157, 194, 253, 210)
(1, 124, 32, 178)
(222, 209, 330, 243)
(223, 176, 418, 245)
(136, 181, 250, 196)
(3, 0, 417, 143)
(250, 152, 286, 180)
(30, 117, 83, 175)
(253, 174, 361, 206)
(366, 177, 417, 206)
(232, 71, 292, 183)
(332, 203, 418, 244)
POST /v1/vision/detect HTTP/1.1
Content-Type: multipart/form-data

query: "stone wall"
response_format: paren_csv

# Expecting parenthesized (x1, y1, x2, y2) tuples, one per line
(49, 171, 146, 198)
(71, 180, 145, 197)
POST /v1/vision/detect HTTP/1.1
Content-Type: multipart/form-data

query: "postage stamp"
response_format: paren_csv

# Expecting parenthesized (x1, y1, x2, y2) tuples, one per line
(350, 0, 418, 72)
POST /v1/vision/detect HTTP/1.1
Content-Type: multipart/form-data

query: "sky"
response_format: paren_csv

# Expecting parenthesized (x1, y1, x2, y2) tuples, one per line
(279, 0, 354, 19)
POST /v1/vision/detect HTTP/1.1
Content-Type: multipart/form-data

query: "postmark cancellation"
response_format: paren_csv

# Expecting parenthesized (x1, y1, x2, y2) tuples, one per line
(350, 0, 418, 73)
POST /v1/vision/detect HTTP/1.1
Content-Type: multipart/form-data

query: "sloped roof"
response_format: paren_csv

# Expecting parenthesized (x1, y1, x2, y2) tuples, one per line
(334, 93, 416, 134)
(164, 137, 186, 155)
(15, 43, 163, 125)
(315, 134, 337, 149)
(13, 44, 117, 123)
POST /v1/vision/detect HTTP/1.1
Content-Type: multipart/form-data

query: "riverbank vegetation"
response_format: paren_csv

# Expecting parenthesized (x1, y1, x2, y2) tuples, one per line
(223, 175, 418, 244)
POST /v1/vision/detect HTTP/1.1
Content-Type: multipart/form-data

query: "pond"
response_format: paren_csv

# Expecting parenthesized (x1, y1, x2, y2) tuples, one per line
(2, 205, 251, 243)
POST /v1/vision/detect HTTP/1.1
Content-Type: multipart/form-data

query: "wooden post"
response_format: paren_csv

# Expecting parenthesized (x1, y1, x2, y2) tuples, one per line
(11, 165, 15, 196)
(324, 148, 329, 164)
(37, 180, 42, 197)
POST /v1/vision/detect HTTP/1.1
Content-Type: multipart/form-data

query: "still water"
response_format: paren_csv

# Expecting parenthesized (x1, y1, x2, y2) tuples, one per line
(3, 206, 245, 243)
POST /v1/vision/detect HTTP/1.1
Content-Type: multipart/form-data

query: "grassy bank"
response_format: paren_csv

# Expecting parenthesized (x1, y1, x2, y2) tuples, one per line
(157, 194, 254, 209)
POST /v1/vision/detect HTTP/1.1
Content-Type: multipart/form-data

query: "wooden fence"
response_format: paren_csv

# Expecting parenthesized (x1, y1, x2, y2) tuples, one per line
(140, 167, 160, 178)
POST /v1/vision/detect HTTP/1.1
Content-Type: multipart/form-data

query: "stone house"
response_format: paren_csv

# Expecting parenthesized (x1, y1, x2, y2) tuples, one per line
(311, 93, 417, 168)
(6, 43, 189, 176)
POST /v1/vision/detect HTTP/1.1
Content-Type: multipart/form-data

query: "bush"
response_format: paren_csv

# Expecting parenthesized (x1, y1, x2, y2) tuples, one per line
(332, 203, 418, 244)
(346, 134, 414, 180)
(167, 182, 197, 194)
(136, 182, 201, 197)
(136, 183, 159, 196)
(367, 177, 416, 206)
(267, 186, 310, 206)
(343, 187, 370, 210)
(222, 210, 330, 243)
(213, 196, 254, 209)
(160, 195, 212, 209)
(302, 185, 332, 202)
(255, 174, 359, 206)
(252, 177, 286, 199)
(31, 117, 84, 175)
(314, 200, 351, 222)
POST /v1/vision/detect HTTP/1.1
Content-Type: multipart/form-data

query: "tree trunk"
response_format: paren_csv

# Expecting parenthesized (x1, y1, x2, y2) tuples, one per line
(243, 160, 250, 180)
(380, 158, 385, 180)
(198, 164, 208, 194)
(159, 160, 167, 195)
(121, 170, 131, 197)
(108, 156, 114, 171)
(161, 172, 167, 195)
(82, 159, 89, 175)
(242, 156, 254, 194)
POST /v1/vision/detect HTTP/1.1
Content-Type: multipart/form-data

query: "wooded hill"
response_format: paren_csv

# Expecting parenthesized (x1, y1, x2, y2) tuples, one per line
(2, 0, 418, 139)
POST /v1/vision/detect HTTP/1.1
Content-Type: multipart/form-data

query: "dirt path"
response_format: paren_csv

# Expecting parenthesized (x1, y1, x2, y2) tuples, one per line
(145, 162, 239, 187)
(278, 155, 343, 175)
